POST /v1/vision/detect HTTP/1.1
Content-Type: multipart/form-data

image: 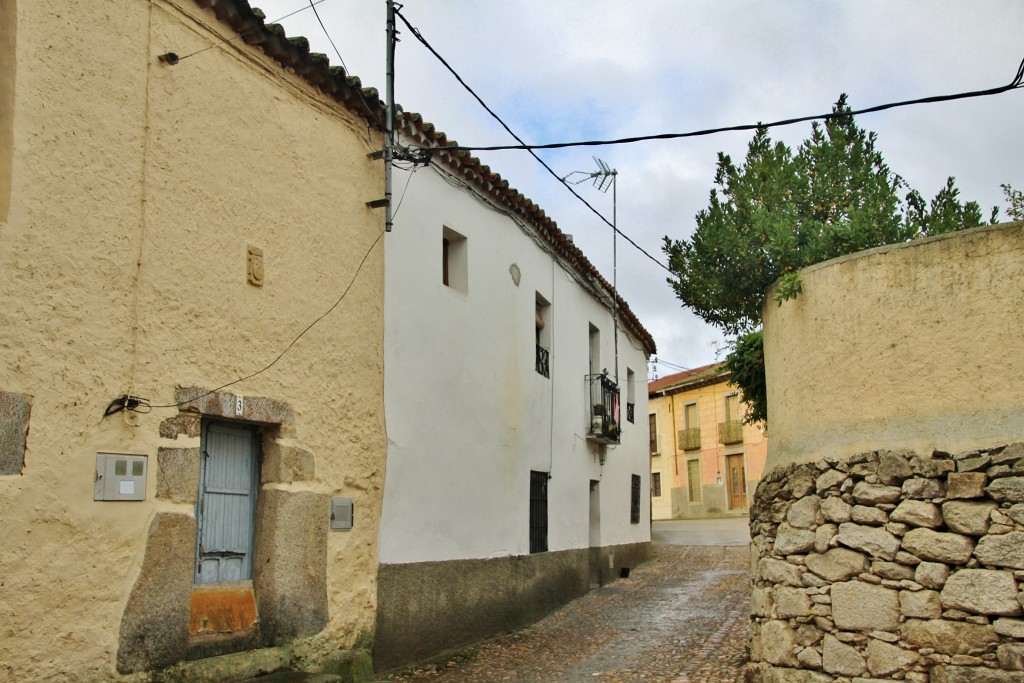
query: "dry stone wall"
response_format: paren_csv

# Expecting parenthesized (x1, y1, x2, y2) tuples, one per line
(748, 444, 1024, 683)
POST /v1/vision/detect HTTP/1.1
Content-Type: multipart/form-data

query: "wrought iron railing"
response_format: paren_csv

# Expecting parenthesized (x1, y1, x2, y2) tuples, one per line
(586, 373, 620, 444)
(535, 345, 550, 378)
(678, 427, 701, 451)
(626, 402, 635, 424)
(718, 420, 743, 445)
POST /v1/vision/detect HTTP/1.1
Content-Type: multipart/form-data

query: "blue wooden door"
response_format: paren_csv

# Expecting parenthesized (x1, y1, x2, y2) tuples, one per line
(195, 422, 259, 584)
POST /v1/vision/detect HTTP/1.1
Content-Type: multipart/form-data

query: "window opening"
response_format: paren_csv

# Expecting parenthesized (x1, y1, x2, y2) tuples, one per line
(679, 402, 701, 450)
(535, 293, 551, 378)
(529, 471, 548, 553)
(630, 474, 641, 524)
(441, 226, 468, 293)
(651, 472, 662, 498)
(626, 368, 635, 423)
(648, 413, 658, 454)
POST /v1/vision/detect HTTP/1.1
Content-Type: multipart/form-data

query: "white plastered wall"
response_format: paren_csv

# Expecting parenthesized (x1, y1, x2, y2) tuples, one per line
(381, 163, 651, 564)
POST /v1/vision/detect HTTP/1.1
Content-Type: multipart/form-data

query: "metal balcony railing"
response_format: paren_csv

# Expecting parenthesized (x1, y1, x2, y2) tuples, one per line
(718, 420, 743, 445)
(586, 373, 620, 444)
(678, 427, 701, 451)
(536, 345, 550, 378)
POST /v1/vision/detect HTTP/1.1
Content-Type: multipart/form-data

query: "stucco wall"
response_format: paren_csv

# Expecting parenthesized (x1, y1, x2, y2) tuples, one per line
(0, 1, 385, 679)
(381, 163, 652, 565)
(764, 222, 1024, 472)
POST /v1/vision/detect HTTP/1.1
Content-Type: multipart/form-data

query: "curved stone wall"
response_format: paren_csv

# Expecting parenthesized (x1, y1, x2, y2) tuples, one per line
(748, 444, 1024, 683)
(763, 222, 1024, 471)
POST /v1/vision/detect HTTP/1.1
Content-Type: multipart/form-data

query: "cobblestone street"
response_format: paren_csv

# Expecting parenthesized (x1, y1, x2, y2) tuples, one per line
(376, 540, 751, 683)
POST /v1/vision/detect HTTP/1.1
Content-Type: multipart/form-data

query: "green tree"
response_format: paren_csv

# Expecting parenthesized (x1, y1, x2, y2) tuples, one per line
(663, 95, 983, 423)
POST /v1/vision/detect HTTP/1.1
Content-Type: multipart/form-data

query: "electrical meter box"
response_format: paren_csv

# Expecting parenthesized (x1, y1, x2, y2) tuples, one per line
(94, 453, 148, 501)
(331, 497, 353, 531)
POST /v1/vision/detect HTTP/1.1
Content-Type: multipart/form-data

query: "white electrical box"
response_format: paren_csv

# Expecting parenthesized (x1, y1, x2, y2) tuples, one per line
(94, 453, 148, 501)
(331, 497, 353, 531)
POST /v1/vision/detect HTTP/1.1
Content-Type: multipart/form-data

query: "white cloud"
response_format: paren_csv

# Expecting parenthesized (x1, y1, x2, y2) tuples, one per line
(251, 0, 1024, 367)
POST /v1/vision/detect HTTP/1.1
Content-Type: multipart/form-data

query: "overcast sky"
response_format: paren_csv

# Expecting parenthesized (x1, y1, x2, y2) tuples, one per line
(251, 0, 1024, 376)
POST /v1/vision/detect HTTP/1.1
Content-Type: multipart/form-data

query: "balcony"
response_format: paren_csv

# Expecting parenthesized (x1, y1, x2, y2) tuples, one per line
(718, 420, 743, 445)
(677, 427, 701, 451)
(586, 373, 620, 444)
(536, 345, 550, 378)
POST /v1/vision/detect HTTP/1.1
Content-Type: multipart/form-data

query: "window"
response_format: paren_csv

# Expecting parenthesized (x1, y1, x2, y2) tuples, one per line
(626, 368, 635, 423)
(535, 293, 551, 378)
(630, 474, 641, 524)
(724, 393, 740, 422)
(442, 226, 468, 293)
(648, 413, 658, 454)
(719, 393, 743, 445)
(679, 402, 701, 450)
(529, 471, 548, 553)
(687, 459, 702, 502)
(588, 323, 600, 374)
(651, 472, 662, 498)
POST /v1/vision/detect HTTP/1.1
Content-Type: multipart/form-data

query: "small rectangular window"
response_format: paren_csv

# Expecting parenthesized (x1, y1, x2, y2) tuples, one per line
(648, 414, 658, 454)
(687, 459, 702, 502)
(651, 472, 662, 498)
(442, 226, 468, 293)
(626, 368, 635, 423)
(529, 471, 548, 553)
(630, 474, 641, 524)
(535, 293, 551, 378)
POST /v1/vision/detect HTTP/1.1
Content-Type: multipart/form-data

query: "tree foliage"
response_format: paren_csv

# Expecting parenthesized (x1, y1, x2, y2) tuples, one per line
(663, 96, 984, 423)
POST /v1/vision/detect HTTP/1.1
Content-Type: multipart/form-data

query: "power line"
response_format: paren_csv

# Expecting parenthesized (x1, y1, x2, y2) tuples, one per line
(104, 228, 386, 416)
(435, 55, 1024, 153)
(174, 0, 333, 62)
(392, 8, 674, 276)
(307, 0, 349, 75)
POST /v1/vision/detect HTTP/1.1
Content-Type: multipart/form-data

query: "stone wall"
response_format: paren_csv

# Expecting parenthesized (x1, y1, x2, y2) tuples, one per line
(748, 444, 1024, 683)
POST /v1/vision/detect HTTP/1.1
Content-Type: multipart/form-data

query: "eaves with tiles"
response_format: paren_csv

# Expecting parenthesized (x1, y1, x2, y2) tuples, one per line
(196, 0, 657, 358)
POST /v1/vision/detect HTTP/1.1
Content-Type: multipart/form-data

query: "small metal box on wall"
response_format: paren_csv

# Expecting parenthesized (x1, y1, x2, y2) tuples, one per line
(94, 453, 147, 501)
(331, 497, 353, 531)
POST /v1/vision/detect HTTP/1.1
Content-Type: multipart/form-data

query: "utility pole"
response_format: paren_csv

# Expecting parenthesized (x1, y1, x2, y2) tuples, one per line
(383, 0, 397, 232)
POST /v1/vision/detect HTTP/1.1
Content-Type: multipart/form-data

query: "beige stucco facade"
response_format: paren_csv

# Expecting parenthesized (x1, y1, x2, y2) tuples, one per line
(648, 365, 767, 519)
(0, 1, 386, 680)
(764, 221, 1024, 472)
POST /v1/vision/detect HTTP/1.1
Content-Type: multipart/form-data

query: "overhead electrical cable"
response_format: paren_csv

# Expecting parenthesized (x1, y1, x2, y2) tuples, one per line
(307, 0, 349, 74)
(435, 55, 1024, 153)
(174, 0, 332, 62)
(392, 8, 674, 276)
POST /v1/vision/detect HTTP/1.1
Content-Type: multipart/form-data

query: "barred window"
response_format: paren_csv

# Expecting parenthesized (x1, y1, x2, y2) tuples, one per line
(630, 474, 641, 524)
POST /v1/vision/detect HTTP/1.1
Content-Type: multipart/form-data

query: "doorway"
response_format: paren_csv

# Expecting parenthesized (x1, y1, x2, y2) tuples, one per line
(726, 453, 747, 510)
(194, 421, 260, 584)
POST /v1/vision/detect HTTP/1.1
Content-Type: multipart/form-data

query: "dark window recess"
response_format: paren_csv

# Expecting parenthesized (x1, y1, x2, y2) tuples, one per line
(535, 345, 550, 378)
(652, 472, 662, 498)
(631, 474, 641, 524)
(442, 237, 450, 286)
(649, 414, 658, 454)
(626, 402, 635, 424)
(530, 471, 548, 553)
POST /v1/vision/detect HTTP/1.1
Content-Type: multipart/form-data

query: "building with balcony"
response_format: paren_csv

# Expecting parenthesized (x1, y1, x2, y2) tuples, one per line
(648, 363, 767, 519)
(378, 112, 657, 671)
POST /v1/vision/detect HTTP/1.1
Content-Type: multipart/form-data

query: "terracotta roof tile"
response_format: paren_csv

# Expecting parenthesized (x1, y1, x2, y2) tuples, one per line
(648, 362, 726, 396)
(197, 0, 656, 356)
